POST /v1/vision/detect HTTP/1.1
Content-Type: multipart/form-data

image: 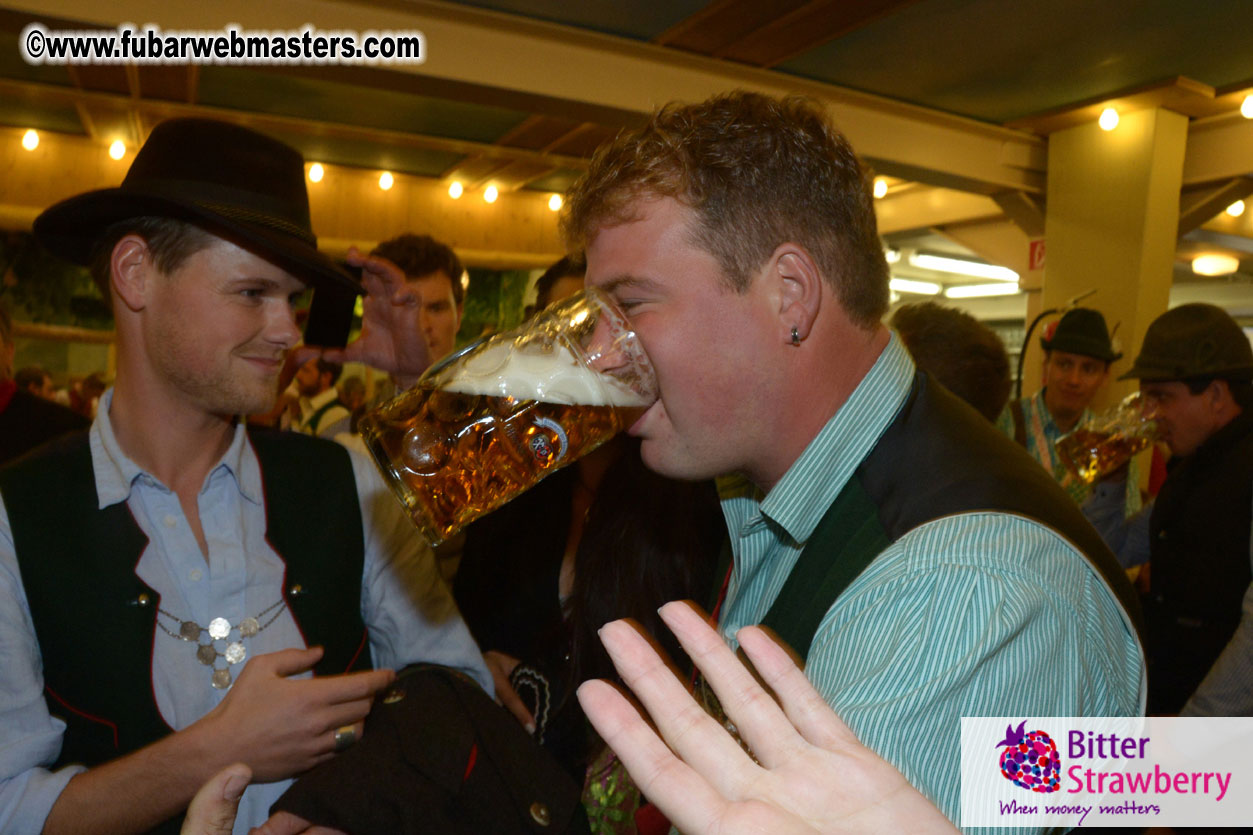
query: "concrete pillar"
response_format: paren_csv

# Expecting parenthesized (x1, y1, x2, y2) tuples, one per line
(1034, 108, 1188, 410)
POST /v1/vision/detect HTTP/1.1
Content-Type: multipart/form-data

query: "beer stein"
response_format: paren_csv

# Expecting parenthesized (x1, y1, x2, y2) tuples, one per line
(359, 288, 657, 545)
(1055, 392, 1159, 485)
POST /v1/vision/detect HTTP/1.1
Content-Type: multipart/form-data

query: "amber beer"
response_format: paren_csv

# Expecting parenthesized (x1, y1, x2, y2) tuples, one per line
(360, 288, 656, 545)
(1056, 428, 1153, 485)
(1055, 392, 1158, 485)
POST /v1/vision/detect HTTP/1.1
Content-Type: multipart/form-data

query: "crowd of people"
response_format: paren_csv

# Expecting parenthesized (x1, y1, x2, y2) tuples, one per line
(0, 88, 1248, 835)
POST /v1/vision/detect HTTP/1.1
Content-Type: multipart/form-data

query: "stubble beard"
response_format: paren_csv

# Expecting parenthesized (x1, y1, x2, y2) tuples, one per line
(150, 321, 280, 417)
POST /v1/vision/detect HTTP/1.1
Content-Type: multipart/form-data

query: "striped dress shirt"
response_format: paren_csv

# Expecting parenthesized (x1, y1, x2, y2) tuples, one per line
(718, 334, 1145, 832)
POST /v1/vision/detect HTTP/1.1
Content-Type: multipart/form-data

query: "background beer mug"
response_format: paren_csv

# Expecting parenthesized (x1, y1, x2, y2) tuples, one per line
(359, 287, 657, 545)
(1055, 392, 1159, 485)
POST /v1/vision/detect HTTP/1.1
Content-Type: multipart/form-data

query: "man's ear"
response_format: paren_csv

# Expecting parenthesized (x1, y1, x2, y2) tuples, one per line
(773, 244, 822, 346)
(110, 235, 154, 312)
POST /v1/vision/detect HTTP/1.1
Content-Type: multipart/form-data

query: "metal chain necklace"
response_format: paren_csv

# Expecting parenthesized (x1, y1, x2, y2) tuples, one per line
(156, 598, 287, 690)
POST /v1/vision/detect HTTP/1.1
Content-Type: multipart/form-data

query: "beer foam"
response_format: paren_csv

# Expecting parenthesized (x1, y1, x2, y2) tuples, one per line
(444, 342, 649, 406)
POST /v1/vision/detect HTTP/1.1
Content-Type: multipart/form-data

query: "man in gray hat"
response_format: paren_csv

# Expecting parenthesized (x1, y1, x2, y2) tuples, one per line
(997, 307, 1140, 513)
(0, 118, 490, 833)
(1085, 302, 1253, 714)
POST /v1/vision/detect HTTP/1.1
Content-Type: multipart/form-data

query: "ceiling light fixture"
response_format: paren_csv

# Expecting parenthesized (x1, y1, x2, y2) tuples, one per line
(448, 181, 463, 199)
(379, 171, 394, 191)
(548, 194, 563, 211)
(1242, 94, 1253, 119)
(889, 278, 941, 296)
(21, 129, 38, 150)
(884, 248, 901, 264)
(484, 185, 498, 204)
(108, 140, 126, 160)
(944, 283, 1020, 299)
(1099, 108, 1119, 131)
(873, 178, 888, 199)
(1226, 200, 1245, 218)
(308, 163, 324, 183)
(909, 252, 1018, 282)
(1192, 254, 1240, 276)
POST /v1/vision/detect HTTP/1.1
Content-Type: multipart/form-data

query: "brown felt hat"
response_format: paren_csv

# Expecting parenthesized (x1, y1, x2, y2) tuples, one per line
(1120, 303, 1253, 382)
(33, 118, 357, 295)
(1040, 308, 1121, 363)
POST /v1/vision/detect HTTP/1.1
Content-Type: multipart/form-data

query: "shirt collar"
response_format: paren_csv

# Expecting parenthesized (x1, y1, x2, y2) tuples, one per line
(753, 333, 915, 544)
(89, 389, 263, 509)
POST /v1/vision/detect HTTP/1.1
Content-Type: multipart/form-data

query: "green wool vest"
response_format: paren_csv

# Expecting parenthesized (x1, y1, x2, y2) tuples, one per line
(756, 372, 1143, 661)
(0, 428, 371, 781)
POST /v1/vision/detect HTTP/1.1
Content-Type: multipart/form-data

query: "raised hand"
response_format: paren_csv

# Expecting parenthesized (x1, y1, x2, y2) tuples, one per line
(196, 647, 394, 782)
(311, 247, 432, 386)
(577, 601, 959, 834)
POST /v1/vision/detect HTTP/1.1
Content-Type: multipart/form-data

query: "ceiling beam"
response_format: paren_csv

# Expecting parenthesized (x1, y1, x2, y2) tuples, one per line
(4, 0, 1047, 195)
(875, 186, 1001, 235)
(1183, 112, 1253, 187)
(0, 77, 592, 174)
(1178, 177, 1253, 237)
(991, 190, 1046, 239)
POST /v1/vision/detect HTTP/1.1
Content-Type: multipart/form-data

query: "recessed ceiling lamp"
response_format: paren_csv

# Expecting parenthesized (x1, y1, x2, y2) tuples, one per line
(873, 177, 888, 199)
(1227, 200, 1245, 218)
(1242, 94, 1253, 119)
(1192, 254, 1240, 276)
(909, 252, 1018, 282)
(378, 171, 394, 191)
(1098, 107, 1119, 131)
(484, 185, 498, 204)
(307, 163, 324, 183)
(889, 278, 940, 295)
(548, 194, 563, 211)
(21, 129, 38, 150)
(108, 140, 126, 160)
(944, 283, 1020, 299)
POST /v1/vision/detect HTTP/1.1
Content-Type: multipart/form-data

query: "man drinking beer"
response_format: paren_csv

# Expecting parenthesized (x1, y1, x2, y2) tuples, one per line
(560, 91, 1144, 830)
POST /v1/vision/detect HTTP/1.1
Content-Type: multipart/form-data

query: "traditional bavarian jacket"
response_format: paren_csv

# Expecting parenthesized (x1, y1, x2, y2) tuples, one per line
(0, 391, 490, 834)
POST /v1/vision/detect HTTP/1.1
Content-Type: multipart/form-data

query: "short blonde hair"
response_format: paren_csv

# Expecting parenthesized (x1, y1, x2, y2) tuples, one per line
(561, 91, 889, 327)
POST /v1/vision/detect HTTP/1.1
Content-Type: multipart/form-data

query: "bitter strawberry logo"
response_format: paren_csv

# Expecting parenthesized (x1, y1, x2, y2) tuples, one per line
(996, 720, 1061, 793)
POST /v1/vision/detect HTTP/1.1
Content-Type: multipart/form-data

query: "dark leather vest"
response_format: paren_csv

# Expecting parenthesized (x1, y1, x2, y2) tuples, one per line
(761, 372, 1142, 660)
(1144, 409, 1253, 713)
(0, 428, 370, 832)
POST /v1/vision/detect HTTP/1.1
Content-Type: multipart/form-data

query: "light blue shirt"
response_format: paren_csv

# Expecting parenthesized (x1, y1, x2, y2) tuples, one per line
(719, 335, 1145, 832)
(0, 390, 491, 834)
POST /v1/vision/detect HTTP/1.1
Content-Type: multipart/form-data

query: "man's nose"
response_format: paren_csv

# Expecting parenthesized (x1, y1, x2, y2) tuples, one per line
(269, 304, 301, 349)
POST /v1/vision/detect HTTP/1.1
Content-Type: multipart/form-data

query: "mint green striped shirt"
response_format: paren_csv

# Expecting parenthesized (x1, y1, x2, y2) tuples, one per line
(718, 334, 1145, 832)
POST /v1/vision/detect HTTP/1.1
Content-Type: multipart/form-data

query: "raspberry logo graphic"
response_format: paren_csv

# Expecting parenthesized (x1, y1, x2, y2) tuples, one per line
(996, 720, 1060, 793)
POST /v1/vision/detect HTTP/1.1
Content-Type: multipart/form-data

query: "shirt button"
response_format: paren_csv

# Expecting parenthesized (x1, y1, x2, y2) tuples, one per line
(190, 569, 202, 581)
(163, 515, 178, 528)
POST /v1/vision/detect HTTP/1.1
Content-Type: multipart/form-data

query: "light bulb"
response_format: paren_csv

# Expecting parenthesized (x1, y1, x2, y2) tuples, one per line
(379, 171, 394, 191)
(308, 163, 324, 183)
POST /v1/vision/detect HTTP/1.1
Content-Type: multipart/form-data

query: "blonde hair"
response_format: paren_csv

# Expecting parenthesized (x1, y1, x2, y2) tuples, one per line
(561, 91, 889, 327)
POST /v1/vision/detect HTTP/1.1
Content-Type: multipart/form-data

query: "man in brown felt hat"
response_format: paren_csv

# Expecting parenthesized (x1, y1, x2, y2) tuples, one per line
(0, 118, 490, 833)
(1084, 303, 1253, 715)
(997, 306, 1142, 515)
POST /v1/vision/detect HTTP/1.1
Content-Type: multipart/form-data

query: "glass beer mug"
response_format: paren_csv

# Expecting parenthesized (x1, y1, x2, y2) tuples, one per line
(359, 288, 657, 545)
(1055, 392, 1159, 485)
